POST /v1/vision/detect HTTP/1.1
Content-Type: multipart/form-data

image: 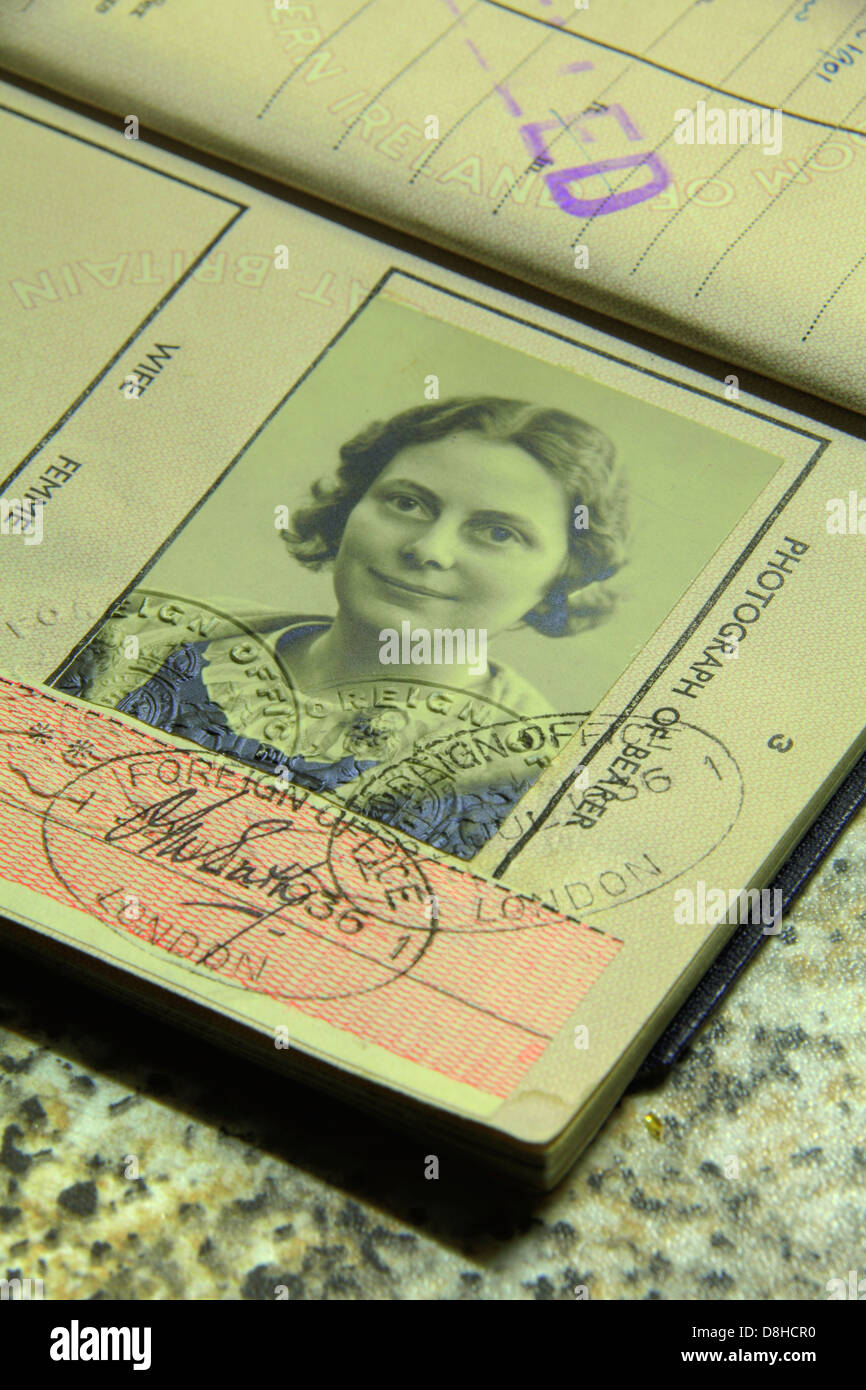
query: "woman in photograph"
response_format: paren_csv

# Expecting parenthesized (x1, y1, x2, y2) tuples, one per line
(57, 397, 629, 848)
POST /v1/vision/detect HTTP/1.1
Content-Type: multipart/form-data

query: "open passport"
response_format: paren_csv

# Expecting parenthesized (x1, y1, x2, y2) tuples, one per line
(1, 1, 864, 1188)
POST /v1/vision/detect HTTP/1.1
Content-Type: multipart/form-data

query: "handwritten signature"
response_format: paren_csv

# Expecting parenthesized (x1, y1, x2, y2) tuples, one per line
(105, 788, 334, 908)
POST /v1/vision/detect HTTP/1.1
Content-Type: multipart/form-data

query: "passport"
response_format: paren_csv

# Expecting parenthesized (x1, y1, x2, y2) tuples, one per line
(1, 3, 864, 1187)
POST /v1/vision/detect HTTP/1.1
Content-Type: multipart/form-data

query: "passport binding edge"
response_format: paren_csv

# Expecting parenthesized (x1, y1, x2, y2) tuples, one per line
(1, 667, 862, 1177)
(630, 741, 866, 1081)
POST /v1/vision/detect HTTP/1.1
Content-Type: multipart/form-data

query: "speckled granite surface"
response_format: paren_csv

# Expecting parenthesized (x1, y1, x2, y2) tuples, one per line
(2, 804, 864, 1301)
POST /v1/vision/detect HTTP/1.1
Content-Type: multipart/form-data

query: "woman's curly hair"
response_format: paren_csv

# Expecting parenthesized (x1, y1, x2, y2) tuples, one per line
(282, 396, 629, 637)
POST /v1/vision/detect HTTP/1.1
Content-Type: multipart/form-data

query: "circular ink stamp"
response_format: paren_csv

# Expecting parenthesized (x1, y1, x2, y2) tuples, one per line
(64, 588, 305, 758)
(42, 748, 439, 1003)
(515, 708, 745, 916)
(347, 709, 592, 858)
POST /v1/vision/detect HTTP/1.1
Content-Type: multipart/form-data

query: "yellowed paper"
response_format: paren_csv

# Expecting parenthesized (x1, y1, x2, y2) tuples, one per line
(1, 78, 864, 1187)
(2, 0, 866, 412)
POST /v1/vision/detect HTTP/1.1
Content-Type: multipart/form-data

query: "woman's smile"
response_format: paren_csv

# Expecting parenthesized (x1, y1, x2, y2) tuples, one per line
(368, 567, 458, 601)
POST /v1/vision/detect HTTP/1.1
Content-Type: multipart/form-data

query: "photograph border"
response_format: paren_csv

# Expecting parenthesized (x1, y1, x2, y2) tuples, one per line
(45, 267, 830, 869)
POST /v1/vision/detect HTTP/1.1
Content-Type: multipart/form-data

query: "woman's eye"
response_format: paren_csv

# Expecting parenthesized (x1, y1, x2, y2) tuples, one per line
(481, 524, 522, 545)
(385, 493, 424, 514)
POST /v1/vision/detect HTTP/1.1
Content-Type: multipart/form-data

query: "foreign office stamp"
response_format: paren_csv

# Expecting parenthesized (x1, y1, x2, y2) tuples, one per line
(0, 677, 622, 1098)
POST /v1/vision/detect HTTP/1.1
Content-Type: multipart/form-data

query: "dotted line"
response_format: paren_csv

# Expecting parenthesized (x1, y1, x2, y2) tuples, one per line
(409, 2, 553, 185)
(568, 0, 806, 248)
(258, 72, 298, 121)
(490, 0, 695, 220)
(485, 0, 699, 223)
(694, 90, 866, 299)
(256, 0, 377, 120)
(628, 143, 744, 276)
(626, 2, 866, 276)
(802, 244, 866, 340)
(332, 14, 470, 152)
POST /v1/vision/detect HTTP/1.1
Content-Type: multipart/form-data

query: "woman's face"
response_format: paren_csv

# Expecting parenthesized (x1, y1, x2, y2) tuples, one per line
(332, 432, 571, 638)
